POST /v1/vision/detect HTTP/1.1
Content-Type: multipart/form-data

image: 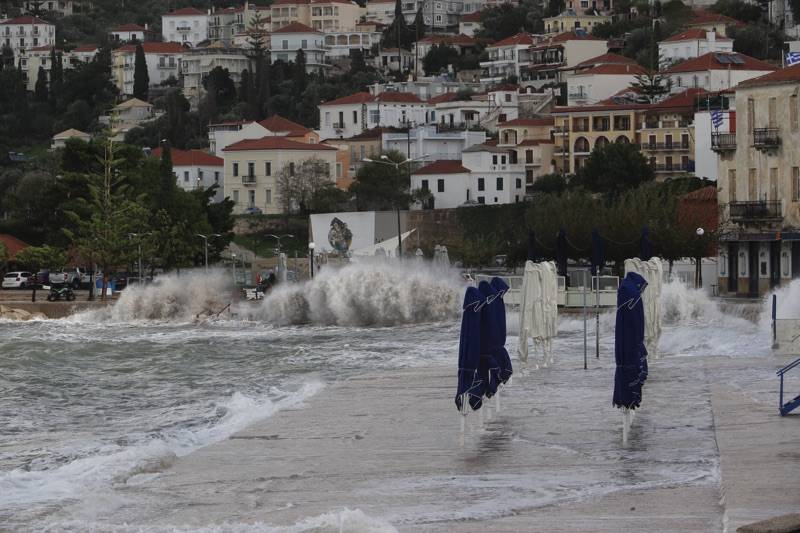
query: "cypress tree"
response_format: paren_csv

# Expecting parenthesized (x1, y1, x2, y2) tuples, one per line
(49, 48, 62, 109)
(34, 65, 48, 102)
(294, 49, 307, 92)
(414, 8, 425, 41)
(133, 43, 149, 100)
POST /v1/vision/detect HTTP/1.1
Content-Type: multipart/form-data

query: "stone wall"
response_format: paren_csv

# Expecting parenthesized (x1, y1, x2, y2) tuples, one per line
(407, 208, 461, 252)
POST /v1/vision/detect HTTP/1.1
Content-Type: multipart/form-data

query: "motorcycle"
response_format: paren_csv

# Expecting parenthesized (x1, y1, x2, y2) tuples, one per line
(46, 284, 75, 302)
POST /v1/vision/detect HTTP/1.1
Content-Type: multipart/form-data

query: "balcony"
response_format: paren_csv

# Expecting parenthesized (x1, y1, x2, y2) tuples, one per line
(552, 126, 569, 135)
(640, 142, 691, 152)
(332, 122, 344, 129)
(652, 163, 693, 173)
(729, 200, 782, 222)
(711, 132, 736, 152)
(242, 174, 257, 184)
(753, 128, 780, 151)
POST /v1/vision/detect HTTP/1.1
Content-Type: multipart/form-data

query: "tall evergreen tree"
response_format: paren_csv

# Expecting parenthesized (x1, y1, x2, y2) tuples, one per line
(294, 49, 307, 93)
(0, 44, 13, 71)
(239, 68, 251, 104)
(383, 0, 412, 52)
(34, 66, 48, 102)
(413, 8, 425, 41)
(247, 12, 270, 120)
(49, 47, 63, 109)
(133, 43, 149, 101)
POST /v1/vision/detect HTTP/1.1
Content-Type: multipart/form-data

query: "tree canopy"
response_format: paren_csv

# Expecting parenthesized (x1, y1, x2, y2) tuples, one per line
(575, 142, 655, 196)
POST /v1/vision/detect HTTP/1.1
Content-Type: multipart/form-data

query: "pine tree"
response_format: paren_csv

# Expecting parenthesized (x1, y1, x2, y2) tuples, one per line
(630, 71, 672, 103)
(34, 65, 48, 102)
(133, 43, 149, 100)
(247, 12, 270, 120)
(294, 49, 307, 92)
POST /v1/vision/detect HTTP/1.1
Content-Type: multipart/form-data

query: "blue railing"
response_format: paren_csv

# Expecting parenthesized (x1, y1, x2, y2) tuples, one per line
(777, 357, 800, 416)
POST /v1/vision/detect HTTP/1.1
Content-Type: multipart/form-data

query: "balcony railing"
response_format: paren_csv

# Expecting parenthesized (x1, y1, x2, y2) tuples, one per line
(753, 128, 780, 151)
(729, 200, 782, 222)
(652, 163, 693, 172)
(711, 132, 736, 152)
(332, 122, 344, 129)
(640, 142, 691, 151)
(242, 174, 257, 184)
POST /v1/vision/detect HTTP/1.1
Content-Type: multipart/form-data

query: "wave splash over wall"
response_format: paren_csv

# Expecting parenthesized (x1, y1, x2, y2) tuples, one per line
(246, 261, 463, 326)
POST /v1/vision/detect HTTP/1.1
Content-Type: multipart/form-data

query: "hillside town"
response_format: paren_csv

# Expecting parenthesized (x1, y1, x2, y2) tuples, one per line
(2, 0, 800, 298)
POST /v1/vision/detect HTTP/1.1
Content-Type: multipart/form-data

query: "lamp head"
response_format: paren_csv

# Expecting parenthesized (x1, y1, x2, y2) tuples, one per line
(308, 242, 316, 250)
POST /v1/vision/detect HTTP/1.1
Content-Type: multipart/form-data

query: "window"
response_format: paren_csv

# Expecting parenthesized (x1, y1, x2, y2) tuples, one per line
(336, 163, 342, 178)
(437, 179, 444, 193)
(748, 168, 757, 200)
(266, 189, 272, 204)
(747, 98, 755, 131)
(421, 179, 429, 190)
(793, 167, 800, 201)
(526, 150, 533, 164)
(496, 177, 503, 190)
(184, 171, 189, 182)
(728, 169, 736, 202)
(501, 155, 506, 164)
(325, 111, 331, 126)
(282, 40, 288, 50)
(770, 167, 778, 201)
(232, 162, 239, 177)
(369, 109, 379, 123)
(214, 171, 220, 184)
(248, 190, 255, 206)
(289, 162, 295, 176)
(504, 93, 511, 102)
(353, 110, 358, 124)
(793, 94, 800, 132)
(233, 189, 239, 202)
(247, 162, 255, 177)
(477, 177, 485, 191)
(301, 39, 307, 48)
(769, 97, 777, 128)
(265, 162, 271, 176)
(477, 196, 485, 204)
(516, 178, 522, 189)
(492, 155, 497, 165)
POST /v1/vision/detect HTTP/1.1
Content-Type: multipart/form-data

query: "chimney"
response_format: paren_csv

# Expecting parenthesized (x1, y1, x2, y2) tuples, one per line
(707, 31, 715, 42)
(144, 23, 148, 30)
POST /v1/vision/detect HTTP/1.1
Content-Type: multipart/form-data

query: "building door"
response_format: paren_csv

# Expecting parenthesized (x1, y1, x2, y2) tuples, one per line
(728, 242, 738, 293)
(748, 241, 759, 297)
(770, 240, 781, 288)
(793, 242, 800, 278)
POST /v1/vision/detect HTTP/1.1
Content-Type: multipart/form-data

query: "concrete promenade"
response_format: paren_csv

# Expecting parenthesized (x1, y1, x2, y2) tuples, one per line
(110, 353, 800, 532)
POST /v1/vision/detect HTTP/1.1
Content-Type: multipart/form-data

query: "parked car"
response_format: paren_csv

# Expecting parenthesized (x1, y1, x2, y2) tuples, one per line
(2, 271, 33, 289)
(32, 270, 51, 289)
(48, 267, 84, 288)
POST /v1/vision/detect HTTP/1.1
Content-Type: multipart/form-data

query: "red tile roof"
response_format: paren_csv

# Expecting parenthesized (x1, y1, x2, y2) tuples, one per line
(517, 139, 554, 146)
(576, 52, 636, 68)
(428, 92, 460, 104)
(164, 7, 206, 16)
(113, 23, 146, 32)
(272, 22, 318, 33)
(662, 28, 731, 42)
(320, 92, 372, 106)
(258, 115, 312, 135)
(738, 63, 800, 88)
(412, 160, 470, 175)
(117, 42, 187, 54)
(72, 44, 99, 52)
(682, 185, 717, 201)
(272, 0, 310, 4)
(688, 10, 744, 27)
(665, 52, 776, 73)
(0, 234, 30, 260)
(418, 33, 477, 46)
(647, 87, 708, 109)
(461, 11, 483, 22)
(574, 63, 646, 76)
(549, 30, 605, 43)
(319, 91, 425, 106)
(223, 137, 337, 151)
(488, 32, 536, 48)
(499, 117, 555, 127)
(0, 16, 50, 25)
(151, 147, 223, 167)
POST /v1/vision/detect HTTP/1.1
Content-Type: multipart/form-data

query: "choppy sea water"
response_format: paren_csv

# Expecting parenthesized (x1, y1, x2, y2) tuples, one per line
(0, 262, 790, 531)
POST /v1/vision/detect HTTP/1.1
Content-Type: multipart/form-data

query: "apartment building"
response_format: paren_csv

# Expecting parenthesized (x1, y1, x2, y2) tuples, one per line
(411, 159, 473, 209)
(716, 65, 800, 296)
(0, 16, 55, 59)
(496, 117, 556, 191)
(459, 11, 482, 37)
(686, 10, 744, 34)
(222, 137, 338, 214)
(112, 42, 185, 96)
(658, 29, 732, 69)
(151, 147, 226, 203)
(318, 92, 431, 139)
(19, 44, 98, 90)
(364, 0, 395, 24)
(162, 7, 208, 47)
(432, 86, 520, 131)
(479, 32, 536, 84)
(461, 143, 526, 204)
(567, 62, 645, 106)
(665, 51, 777, 93)
(208, 7, 242, 45)
(109, 24, 150, 43)
(181, 44, 252, 104)
(323, 23, 383, 58)
(519, 30, 608, 89)
(270, 23, 327, 73)
(382, 125, 485, 160)
(22, 0, 91, 15)
(542, 10, 611, 35)
(208, 115, 319, 156)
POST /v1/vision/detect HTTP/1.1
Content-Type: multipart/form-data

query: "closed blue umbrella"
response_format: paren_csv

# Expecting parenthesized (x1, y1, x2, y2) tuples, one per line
(486, 277, 513, 384)
(555, 228, 567, 277)
(613, 272, 649, 410)
(456, 286, 485, 411)
(640, 226, 652, 261)
(591, 229, 604, 276)
(477, 281, 502, 398)
(527, 230, 537, 262)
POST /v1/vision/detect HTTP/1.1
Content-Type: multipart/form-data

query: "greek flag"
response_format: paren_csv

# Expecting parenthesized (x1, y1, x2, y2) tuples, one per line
(711, 110, 723, 129)
(787, 52, 800, 66)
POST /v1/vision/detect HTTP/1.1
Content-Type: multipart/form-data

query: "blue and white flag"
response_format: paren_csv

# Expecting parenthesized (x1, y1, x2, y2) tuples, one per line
(787, 52, 800, 66)
(711, 110, 723, 129)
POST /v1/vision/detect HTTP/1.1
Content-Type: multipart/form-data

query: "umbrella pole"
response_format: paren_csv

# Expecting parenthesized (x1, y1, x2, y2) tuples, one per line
(496, 391, 500, 413)
(583, 272, 588, 371)
(595, 273, 600, 359)
(622, 409, 629, 445)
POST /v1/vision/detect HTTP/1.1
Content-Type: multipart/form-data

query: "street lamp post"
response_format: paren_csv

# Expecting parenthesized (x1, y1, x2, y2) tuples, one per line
(362, 154, 429, 260)
(231, 253, 237, 286)
(265, 233, 294, 255)
(308, 242, 315, 278)
(196, 233, 221, 274)
(128, 232, 151, 285)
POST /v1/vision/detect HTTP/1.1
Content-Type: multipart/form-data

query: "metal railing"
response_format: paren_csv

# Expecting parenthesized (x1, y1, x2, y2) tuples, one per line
(729, 200, 782, 221)
(711, 132, 736, 151)
(640, 142, 691, 151)
(652, 163, 692, 172)
(753, 127, 780, 150)
(242, 174, 257, 184)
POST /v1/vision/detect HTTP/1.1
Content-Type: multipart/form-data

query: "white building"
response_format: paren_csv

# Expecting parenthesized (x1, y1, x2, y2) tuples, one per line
(567, 62, 645, 106)
(112, 41, 186, 96)
(182, 44, 252, 104)
(19, 44, 98, 91)
(208, 6, 242, 45)
(695, 92, 734, 181)
(459, 11, 482, 37)
(433, 86, 520, 131)
(222, 136, 338, 214)
(364, 0, 395, 24)
(479, 32, 536, 84)
(22, 0, 91, 15)
(411, 159, 473, 209)
(665, 52, 777, 93)
(461, 143, 525, 205)
(520, 30, 609, 88)
(51, 128, 90, 149)
(658, 29, 733, 69)
(162, 6, 209, 48)
(323, 29, 383, 58)
(0, 16, 55, 59)
(318, 92, 431, 140)
(269, 22, 327, 73)
(109, 23, 148, 43)
(108, 97, 156, 140)
(208, 115, 319, 156)
(152, 147, 226, 203)
(382, 125, 485, 160)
